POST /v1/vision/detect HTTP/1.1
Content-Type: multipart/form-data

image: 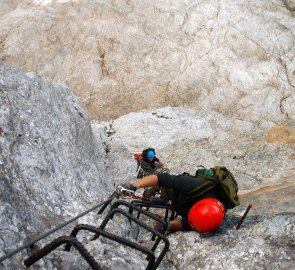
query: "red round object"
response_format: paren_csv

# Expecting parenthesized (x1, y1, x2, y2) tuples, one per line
(188, 198, 225, 233)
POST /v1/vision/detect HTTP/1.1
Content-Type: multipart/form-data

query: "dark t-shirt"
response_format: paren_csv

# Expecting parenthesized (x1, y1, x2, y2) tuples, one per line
(157, 173, 221, 230)
(142, 156, 160, 169)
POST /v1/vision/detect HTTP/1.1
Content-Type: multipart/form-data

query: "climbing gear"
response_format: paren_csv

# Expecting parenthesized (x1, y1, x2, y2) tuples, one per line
(195, 165, 214, 177)
(1, 187, 172, 270)
(134, 150, 170, 179)
(236, 203, 252, 230)
(153, 221, 166, 234)
(121, 183, 137, 194)
(25, 200, 170, 270)
(147, 150, 155, 158)
(186, 166, 240, 209)
(211, 166, 240, 209)
(142, 148, 156, 160)
(188, 198, 225, 233)
(0, 194, 116, 263)
(114, 185, 148, 201)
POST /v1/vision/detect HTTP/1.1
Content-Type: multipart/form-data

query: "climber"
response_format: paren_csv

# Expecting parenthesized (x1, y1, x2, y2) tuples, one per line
(142, 148, 164, 169)
(139, 148, 173, 200)
(122, 173, 225, 233)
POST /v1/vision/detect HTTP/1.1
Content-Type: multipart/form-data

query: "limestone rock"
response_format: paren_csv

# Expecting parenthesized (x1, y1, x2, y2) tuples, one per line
(0, 0, 294, 122)
(0, 63, 294, 270)
(92, 106, 295, 269)
(0, 62, 110, 268)
(0, 0, 295, 268)
(103, 106, 294, 193)
(166, 213, 295, 270)
(0, 0, 22, 16)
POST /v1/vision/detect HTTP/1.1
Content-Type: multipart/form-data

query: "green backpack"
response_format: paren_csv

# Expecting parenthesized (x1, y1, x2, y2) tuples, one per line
(195, 166, 240, 209)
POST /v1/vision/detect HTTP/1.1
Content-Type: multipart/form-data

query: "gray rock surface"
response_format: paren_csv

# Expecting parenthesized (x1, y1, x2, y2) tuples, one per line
(0, 62, 111, 269)
(0, 0, 294, 122)
(88, 106, 295, 270)
(165, 213, 295, 270)
(0, 0, 295, 269)
(0, 62, 294, 270)
(100, 107, 294, 191)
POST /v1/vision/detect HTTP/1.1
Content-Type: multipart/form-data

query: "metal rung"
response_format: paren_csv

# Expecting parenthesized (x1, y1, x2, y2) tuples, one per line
(66, 224, 155, 269)
(24, 236, 102, 270)
(130, 200, 175, 221)
(97, 207, 169, 270)
(24, 201, 170, 270)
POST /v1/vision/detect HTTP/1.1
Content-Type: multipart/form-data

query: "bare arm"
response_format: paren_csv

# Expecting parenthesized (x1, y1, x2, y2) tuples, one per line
(135, 174, 159, 189)
(156, 160, 164, 168)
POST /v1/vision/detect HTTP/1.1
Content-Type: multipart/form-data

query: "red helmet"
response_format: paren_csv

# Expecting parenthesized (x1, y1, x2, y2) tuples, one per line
(188, 198, 225, 233)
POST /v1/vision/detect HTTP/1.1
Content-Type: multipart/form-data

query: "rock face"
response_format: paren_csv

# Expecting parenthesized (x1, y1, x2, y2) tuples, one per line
(166, 213, 295, 270)
(86, 106, 295, 270)
(98, 107, 295, 269)
(99, 106, 295, 212)
(0, 62, 111, 268)
(0, 0, 295, 269)
(0, 0, 295, 121)
(0, 0, 22, 16)
(0, 63, 294, 269)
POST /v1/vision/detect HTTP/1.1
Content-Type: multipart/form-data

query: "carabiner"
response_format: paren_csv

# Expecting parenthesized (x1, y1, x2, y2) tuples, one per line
(117, 186, 135, 199)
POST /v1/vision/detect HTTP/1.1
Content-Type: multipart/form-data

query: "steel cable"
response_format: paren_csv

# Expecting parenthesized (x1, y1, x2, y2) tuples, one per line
(0, 193, 116, 263)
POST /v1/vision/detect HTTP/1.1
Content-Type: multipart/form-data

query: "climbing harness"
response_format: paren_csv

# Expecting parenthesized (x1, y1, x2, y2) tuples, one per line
(1, 186, 171, 270)
(134, 153, 171, 204)
(134, 152, 170, 179)
(136, 159, 170, 178)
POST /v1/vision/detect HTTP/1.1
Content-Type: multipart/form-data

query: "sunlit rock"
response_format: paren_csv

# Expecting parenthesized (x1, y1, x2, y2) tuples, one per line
(0, 0, 294, 122)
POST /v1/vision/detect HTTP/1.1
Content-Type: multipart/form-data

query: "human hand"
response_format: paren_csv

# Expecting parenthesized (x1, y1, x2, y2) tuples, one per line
(121, 183, 137, 193)
(143, 186, 160, 198)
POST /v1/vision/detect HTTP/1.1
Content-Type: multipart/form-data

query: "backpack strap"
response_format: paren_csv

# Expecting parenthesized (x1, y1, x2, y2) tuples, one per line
(184, 176, 218, 199)
(213, 166, 240, 209)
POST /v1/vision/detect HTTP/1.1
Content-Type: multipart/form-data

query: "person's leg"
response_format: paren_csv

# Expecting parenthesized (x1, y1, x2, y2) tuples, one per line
(154, 218, 182, 233)
(167, 219, 183, 232)
(166, 215, 192, 232)
(135, 174, 159, 189)
(160, 187, 172, 200)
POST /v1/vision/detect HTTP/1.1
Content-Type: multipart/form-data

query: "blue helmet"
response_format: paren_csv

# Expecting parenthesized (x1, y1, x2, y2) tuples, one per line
(147, 150, 155, 158)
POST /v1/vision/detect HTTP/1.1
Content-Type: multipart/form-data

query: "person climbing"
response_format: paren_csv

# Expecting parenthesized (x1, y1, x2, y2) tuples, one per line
(122, 172, 226, 233)
(137, 148, 171, 203)
(142, 148, 164, 169)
